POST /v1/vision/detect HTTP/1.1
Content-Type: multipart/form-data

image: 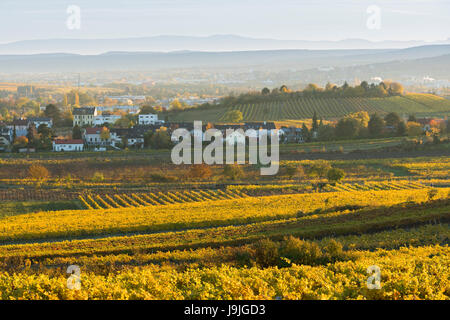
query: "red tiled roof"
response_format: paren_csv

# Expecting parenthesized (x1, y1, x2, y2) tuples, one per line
(53, 139, 83, 145)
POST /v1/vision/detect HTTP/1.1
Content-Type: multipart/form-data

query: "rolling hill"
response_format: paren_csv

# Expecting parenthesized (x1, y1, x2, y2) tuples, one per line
(0, 45, 449, 73)
(166, 94, 450, 122)
(1, 35, 446, 55)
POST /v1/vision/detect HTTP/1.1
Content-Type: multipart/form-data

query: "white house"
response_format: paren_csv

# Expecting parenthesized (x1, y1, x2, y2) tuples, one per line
(53, 139, 84, 152)
(6, 119, 28, 138)
(84, 127, 111, 146)
(93, 114, 121, 126)
(73, 107, 98, 127)
(28, 117, 53, 129)
(138, 114, 160, 125)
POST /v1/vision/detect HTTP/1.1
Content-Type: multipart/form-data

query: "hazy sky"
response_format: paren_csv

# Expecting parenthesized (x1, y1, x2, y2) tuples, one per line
(0, 0, 448, 43)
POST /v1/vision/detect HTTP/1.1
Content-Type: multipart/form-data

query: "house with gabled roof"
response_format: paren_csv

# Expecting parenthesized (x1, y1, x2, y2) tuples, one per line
(73, 107, 98, 127)
(53, 139, 84, 152)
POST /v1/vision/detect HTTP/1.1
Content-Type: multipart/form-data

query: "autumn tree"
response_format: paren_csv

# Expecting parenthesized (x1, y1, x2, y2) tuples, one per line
(169, 99, 184, 111)
(282, 164, 304, 179)
(28, 164, 50, 180)
(407, 122, 423, 136)
(100, 127, 110, 142)
(189, 164, 212, 180)
(222, 110, 243, 123)
(223, 165, 244, 180)
(327, 168, 345, 183)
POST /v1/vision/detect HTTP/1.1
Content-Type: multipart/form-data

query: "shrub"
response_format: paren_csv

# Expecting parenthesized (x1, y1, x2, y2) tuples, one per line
(149, 173, 177, 182)
(280, 236, 323, 266)
(306, 160, 331, 178)
(223, 165, 244, 180)
(189, 164, 212, 180)
(234, 250, 254, 267)
(91, 172, 105, 182)
(253, 239, 279, 268)
(327, 168, 346, 183)
(282, 165, 304, 179)
(427, 188, 439, 201)
(322, 239, 345, 262)
(28, 165, 50, 180)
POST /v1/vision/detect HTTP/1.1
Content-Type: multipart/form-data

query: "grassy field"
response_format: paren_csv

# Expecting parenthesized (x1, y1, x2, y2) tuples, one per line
(0, 200, 79, 218)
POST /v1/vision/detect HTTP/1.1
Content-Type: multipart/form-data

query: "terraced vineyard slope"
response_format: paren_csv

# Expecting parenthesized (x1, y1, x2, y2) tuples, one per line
(168, 94, 450, 122)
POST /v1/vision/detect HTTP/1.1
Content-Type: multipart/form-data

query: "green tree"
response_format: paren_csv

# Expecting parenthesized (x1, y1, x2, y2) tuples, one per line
(37, 124, 54, 150)
(222, 110, 243, 123)
(327, 168, 345, 183)
(72, 125, 82, 139)
(301, 123, 311, 142)
(368, 113, 385, 137)
(335, 118, 359, 139)
(396, 121, 407, 136)
(261, 87, 270, 95)
(223, 165, 244, 180)
(312, 111, 319, 133)
(307, 160, 331, 178)
(317, 124, 335, 141)
(149, 129, 172, 149)
(26, 125, 39, 148)
(115, 115, 136, 128)
(140, 105, 157, 114)
(360, 81, 369, 91)
(384, 112, 401, 128)
(282, 164, 304, 179)
(44, 104, 61, 124)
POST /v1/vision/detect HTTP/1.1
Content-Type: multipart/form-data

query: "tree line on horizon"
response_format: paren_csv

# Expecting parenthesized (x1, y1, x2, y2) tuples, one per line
(176, 81, 405, 114)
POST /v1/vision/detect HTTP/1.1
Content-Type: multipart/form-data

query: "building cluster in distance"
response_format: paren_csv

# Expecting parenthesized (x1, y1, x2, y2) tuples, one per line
(0, 104, 446, 153)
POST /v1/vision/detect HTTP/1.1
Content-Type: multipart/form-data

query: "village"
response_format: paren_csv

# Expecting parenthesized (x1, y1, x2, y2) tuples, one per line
(0, 105, 287, 153)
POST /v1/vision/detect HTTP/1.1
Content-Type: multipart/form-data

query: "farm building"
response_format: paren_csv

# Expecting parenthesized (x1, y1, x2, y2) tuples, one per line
(53, 139, 84, 152)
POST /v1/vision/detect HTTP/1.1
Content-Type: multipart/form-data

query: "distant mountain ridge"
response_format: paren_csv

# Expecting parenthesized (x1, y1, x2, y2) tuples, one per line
(0, 45, 449, 74)
(1, 35, 449, 55)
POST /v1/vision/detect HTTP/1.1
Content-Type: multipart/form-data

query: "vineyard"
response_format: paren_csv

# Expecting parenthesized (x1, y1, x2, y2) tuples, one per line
(0, 244, 448, 300)
(78, 189, 248, 210)
(169, 94, 450, 122)
(0, 152, 449, 300)
(0, 194, 448, 299)
(323, 180, 426, 192)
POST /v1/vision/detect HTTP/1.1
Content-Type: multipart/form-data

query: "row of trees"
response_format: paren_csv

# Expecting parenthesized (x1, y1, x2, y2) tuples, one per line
(12, 124, 55, 151)
(214, 81, 404, 109)
(302, 111, 445, 142)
